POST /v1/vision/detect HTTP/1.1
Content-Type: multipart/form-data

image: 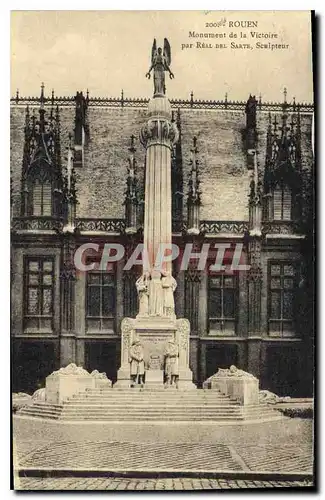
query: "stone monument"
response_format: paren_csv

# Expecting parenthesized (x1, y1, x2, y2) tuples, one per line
(203, 365, 259, 406)
(115, 39, 195, 389)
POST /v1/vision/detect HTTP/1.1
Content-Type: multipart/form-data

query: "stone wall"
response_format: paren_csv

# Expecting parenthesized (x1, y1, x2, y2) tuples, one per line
(10, 103, 314, 222)
(12, 103, 291, 222)
(180, 109, 250, 220)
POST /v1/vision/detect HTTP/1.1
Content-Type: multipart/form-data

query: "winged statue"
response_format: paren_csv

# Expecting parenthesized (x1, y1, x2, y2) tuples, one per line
(146, 38, 174, 96)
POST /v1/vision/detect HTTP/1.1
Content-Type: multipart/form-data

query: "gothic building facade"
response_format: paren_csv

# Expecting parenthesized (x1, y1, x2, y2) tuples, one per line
(11, 87, 314, 396)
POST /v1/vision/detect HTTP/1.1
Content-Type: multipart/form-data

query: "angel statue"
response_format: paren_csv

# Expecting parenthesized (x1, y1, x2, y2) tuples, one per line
(146, 38, 174, 96)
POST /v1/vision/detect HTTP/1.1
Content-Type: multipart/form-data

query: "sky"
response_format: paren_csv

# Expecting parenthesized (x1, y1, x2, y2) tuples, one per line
(11, 10, 314, 103)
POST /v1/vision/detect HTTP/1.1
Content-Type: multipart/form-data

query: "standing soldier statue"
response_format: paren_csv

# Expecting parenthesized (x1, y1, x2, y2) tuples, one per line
(129, 339, 145, 388)
(146, 38, 174, 96)
(164, 340, 179, 388)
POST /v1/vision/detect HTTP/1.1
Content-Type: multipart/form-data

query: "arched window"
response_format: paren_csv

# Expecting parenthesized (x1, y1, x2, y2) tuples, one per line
(272, 184, 292, 221)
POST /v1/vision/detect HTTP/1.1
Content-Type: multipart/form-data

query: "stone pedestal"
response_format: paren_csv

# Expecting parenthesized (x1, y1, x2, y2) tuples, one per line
(45, 364, 112, 403)
(46, 365, 94, 404)
(203, 366, 259, 406)
(145, 369, 164, 389)
(222, 376, 259, 405)
(115, 316, 196, 390)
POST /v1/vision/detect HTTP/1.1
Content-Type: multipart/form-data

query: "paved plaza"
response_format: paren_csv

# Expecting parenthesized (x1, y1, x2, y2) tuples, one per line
(13, 414, 313, 490)
(16, 439, 312, 474)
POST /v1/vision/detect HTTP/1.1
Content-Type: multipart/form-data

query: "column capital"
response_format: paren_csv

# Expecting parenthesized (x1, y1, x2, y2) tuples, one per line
(140, 118, 179, 149)
(140, 95, 179, 149)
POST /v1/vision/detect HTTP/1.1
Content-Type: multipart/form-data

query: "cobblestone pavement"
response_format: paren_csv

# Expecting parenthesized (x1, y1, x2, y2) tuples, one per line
(16, 477, 313, 490)
(14, 415, 313, 490)
(16, 440, 312, 474)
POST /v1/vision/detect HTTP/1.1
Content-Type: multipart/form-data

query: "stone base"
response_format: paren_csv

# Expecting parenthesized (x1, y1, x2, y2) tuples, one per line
(114, 367, 133, 389)
(204, 369, 259, 406)
(46, 373, 94, 404)
(178, 368, 197, 390)
(115, 316, 196, 391)
(45, 364, 112, 403)
(145, 369, 164, 389)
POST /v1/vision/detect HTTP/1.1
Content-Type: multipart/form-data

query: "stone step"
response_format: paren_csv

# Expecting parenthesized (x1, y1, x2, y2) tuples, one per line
(57, 414, 248, 421)
(80, 390, 229, 395)
(59, 406, 280, 414)
(19, 410, 281, 422)
(18, 405, 282, 422)
(23, 403, 63, 410)
(84, 390, 227, 395)
(59, 409, 277, 417)
(18, 408, 60, 419)
(69, 396, 235, 402)
(60, 411, 244, 418)
(25, 402, 276, 414)
(65, 399, 237, 405)
(57, 414, 282, 422)
(61, 405, 242, 412)
(56, 416, 283, 422)
(74, 394, 232, 399)
(19, 402, 61, 411)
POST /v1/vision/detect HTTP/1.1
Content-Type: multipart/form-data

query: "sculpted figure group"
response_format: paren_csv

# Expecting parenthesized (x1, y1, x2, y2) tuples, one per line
(136, 270, 177, 318)
(129, 338, 179, 389)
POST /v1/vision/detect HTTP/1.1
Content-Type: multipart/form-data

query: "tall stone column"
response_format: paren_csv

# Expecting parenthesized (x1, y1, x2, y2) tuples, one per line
(116, 42, 195, 389)
(140, 97, 178, 274)
(116, 94, 195, 389)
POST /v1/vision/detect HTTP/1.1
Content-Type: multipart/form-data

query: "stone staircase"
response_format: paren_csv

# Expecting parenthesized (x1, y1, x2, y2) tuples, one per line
(18, 388, 283, 422)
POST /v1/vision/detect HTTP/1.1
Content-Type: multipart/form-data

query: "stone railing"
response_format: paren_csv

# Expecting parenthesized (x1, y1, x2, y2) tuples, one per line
(10, 94, 314, 113)
(200, 220, 249, 235)
(12, 216, 250, 236)
(11, 216, 64, 232)
(262, 220, 302, 236)
(75, 218, 126, 233)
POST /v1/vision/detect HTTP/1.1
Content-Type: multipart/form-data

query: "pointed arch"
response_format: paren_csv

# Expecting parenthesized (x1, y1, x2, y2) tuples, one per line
(20, 101, 64, 218)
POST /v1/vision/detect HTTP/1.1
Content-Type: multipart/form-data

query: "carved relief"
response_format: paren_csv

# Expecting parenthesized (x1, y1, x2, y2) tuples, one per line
(248, 264, 263, 282)
(176, 318, 190, 366)
(121, 318, 135, 363)
(140, 119, 178, 148)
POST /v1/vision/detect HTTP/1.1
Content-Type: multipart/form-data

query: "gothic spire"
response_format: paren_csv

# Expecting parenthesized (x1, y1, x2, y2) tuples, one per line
(124, 135, 138, 232)
(73, 91, 89, 167)
(21, 93, 61, 179)
(40, 82, 45, 108)
(171, 107, 183, 222)
(281, 87, 289, 142)
(188, 136, 201, 204)
(38, 82, 46, 133)
(176, 107, 181, 130)
(61, 132, 77, 230)
(187, 136, 201, 235)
